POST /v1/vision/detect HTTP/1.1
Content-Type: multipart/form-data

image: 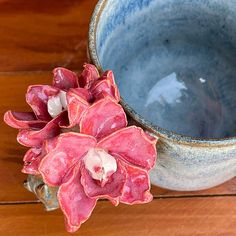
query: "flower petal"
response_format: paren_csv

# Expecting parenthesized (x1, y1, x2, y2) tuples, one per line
(44, 136, 59, 153)
(90, 79, 120, 102)
(69, 88, 92, 102)
(26, 85, 60, 121)
(17, 112, 67, 148)
(79, 63, 100, 89)
(4, 111, 46, 129)
(119, 160, 153, 205)
(99, 70, 120, 101)
(66, 89, 90, 127)
(39, 132, 97, 186)
(53, 68, 78, 90)
(58, 164, 97, 233)
(80, 97, 127, 140)
(101, 70, 116, 85)
(81, 160, 126, 205)
(98, 126, 157, 170)
(22, 136, 61, 175)
(22, 147, 45, 175)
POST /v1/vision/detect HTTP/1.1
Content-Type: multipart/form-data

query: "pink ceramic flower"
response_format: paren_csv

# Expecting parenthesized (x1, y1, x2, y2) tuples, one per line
(4, 68, 80, 174)
(4, 63, 158, 233)
(22, 135, 59, 175)
(4, 65, 121, 175)
(39, 128, 156, 232)
(38, 97, 156, 232)
(79, 63, 120, 102)
(39, 97, 128, 183)
(4, 64, 119, 131)
(4, 68, 79, 142)
(68, 65, 120, 127)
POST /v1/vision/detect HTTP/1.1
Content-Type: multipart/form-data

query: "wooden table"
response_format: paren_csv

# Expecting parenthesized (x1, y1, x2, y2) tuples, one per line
(1, 1, 236, 235)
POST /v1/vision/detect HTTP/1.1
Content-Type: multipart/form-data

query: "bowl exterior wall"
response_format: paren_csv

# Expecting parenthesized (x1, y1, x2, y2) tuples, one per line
(150, 137, 236, 190)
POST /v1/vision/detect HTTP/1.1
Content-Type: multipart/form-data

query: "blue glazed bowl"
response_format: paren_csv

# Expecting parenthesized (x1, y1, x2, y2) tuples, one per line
(88, 0, 236, 190)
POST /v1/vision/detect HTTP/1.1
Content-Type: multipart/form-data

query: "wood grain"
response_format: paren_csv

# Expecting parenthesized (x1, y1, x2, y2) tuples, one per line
(1, 1, 236, 235)
(1, 197, 236, 236)
(0, 0, 97, 72)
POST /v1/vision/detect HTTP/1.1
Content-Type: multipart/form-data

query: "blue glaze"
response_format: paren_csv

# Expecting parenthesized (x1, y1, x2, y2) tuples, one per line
(96, 0, 236, 139)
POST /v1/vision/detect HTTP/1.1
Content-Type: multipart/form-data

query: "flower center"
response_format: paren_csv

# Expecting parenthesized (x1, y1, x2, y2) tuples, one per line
(84, 148, 117, 186)
(47, 91, 67, 118)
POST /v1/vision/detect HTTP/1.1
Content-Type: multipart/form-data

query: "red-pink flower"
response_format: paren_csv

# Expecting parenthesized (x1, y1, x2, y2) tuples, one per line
(79, 64, 120, 102)
(4, 68, 79, 143)
(38, 98, 156, 232)
(4, 64, 158, 233)
(4, 65, 120, 175)
(22, 135, 59, 175)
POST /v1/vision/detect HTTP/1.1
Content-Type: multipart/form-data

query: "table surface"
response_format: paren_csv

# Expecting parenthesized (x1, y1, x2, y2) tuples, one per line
(1, 0, 236, 235)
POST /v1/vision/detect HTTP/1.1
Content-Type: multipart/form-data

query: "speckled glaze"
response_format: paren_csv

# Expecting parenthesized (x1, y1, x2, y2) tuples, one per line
(88, 0, 236, 190)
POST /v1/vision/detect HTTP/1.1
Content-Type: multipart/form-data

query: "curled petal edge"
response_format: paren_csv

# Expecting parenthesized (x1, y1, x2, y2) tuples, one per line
(4, 111, 46, 129)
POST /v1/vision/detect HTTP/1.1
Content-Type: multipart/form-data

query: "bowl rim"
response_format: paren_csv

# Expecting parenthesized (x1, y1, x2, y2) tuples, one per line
(88, 0, 236, 146)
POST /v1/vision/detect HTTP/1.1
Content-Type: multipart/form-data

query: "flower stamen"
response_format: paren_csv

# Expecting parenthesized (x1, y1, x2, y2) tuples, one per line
(84, 148, 117, 186)
(47, 91, 67, 118)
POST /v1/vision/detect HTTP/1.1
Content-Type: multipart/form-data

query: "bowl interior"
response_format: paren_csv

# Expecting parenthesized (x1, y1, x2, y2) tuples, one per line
(95, 0, 236, 139)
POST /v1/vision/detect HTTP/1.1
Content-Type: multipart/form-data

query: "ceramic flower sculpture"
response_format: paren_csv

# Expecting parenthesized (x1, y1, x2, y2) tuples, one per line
(4, 64, 157, 233)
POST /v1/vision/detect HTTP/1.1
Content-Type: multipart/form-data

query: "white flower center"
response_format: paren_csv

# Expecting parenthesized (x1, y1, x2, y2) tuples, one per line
(47, 91, 68, 118)
(84, 148, 117, 185)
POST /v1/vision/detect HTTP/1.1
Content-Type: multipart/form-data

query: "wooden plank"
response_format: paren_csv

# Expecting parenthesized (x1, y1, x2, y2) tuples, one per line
(0, 0, 97, 72)
(1, 72, 236, 202)
(1, 197, 236, 236)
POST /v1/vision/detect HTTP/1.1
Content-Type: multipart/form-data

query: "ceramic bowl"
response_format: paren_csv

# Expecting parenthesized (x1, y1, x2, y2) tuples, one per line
(88, 0, 236, 191)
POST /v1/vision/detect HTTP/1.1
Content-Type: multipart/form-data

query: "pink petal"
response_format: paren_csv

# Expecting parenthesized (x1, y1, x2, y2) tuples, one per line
(39, 133, 97, 186)
(80, 97, 127, 140)
(66, 89, 90, 127)
(4, 111, 46, 129)
(22, 147, 45, 175)
(26, 85, 60, 121)
(79, 63, 100, 89)
(98, 126, 157, 170)
(17, 111, 67, 148)
(119, 160, 153, 205)
(90, 79, 120, 102)
(80, 160, 126, 205)
(99, 70, 120, 101)
(57, 165, 97, 233)
(101, 70, 116, 85)
(22, 137, 60, 175)
(110, 84, 120, 102)
(44, 136, 59, 153)
(68, 88, 92, 102)
(145, 132, 157, 142)
(53, 67, 78, 90)
(91, 91, 113, 101)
